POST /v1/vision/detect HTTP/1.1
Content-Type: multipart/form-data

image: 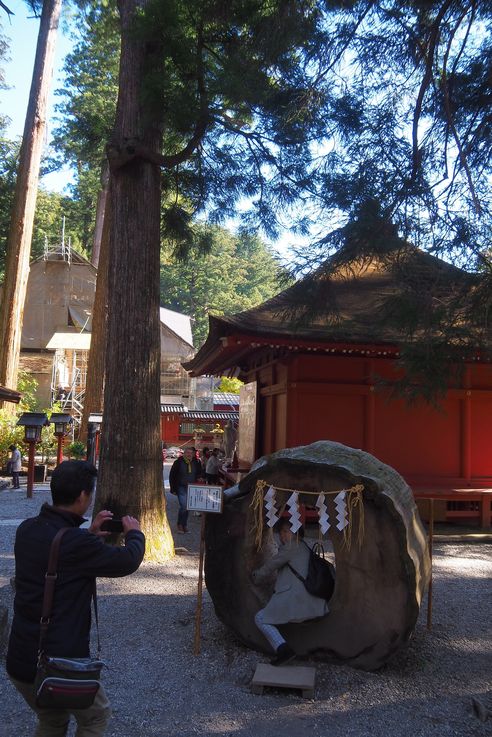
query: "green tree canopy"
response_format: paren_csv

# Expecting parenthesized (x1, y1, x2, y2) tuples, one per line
(48, 0, 120, 255)
(51, 1, 119, 170)
(0, 19, 10, 131)
(53, 0, 332, 243)
(160, 226, 288, 347)
(291, 0, 492, 271)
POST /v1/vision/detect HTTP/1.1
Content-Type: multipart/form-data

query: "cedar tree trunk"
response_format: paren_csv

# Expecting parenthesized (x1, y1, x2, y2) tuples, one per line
(91, 162, 110, 269)
(0, 0, 61, 404)
(79, 188, 111, 444)
(95, 0, 173, 560)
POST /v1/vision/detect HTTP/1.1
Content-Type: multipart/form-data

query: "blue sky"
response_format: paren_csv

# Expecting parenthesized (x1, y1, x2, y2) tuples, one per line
(1, 0, 73, 191)
(1, 4, 298, 255)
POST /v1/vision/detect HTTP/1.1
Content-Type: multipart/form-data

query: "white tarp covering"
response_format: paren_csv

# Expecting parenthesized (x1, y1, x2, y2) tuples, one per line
(46, 332, 91, 350)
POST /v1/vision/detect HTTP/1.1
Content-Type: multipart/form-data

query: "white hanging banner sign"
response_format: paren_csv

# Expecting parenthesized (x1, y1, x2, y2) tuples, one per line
(334, 490, 348, 531)
(286, 491, 302, 533)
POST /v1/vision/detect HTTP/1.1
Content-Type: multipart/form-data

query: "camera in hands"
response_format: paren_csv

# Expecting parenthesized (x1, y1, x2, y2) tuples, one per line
(101, 518, 124, 533)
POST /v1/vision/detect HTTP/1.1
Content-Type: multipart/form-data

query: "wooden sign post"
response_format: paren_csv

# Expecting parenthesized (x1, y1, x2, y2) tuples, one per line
(427, 498, 434, 630)
(187, 484, 224, 655)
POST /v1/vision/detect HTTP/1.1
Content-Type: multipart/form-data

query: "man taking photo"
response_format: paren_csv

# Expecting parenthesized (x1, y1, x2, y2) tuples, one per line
(6, 460, 145, 736)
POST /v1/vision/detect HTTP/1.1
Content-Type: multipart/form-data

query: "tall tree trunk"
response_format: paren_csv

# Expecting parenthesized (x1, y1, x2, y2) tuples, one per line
(95, 0, 173, 560)
(91, 162, 110, 269)
(79, 188, 111, 444)
(0, 0, 62, 406)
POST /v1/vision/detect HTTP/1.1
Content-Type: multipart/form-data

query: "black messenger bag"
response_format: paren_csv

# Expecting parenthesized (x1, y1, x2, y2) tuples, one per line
(35, 528, 104, 709)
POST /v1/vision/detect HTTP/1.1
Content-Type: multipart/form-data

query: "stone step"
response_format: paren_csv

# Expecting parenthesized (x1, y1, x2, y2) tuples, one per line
(251, 663, 316, 699)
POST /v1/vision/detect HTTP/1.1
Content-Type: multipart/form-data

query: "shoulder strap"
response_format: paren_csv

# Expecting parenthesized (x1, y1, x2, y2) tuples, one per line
(287, 540, 311, 583)
(38, 528, 71, 653)
(287, 563, 306, 584)
(38, 527, 101, 656)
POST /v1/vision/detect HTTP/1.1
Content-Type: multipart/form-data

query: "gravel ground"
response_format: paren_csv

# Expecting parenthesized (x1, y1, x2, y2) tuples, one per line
(0, 484, 491, 737)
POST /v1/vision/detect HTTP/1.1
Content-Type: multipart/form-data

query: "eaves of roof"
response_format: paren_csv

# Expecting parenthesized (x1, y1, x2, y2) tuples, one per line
(184, 245, 487, 378)
(0, 385, 21, 403)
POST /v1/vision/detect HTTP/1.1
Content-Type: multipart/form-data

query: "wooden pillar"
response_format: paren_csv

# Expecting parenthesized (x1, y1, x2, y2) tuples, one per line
(364, 360, 376, 454)
(365, 386, 375, 454)
(56, 435, 63, 466)
(26, 441, 36, 499)
(462, 368, 471, 482)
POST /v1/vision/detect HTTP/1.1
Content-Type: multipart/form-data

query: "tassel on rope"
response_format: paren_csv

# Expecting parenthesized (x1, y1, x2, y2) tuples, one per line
(343, 484, 365, 550)
(250, 480, 268, 550)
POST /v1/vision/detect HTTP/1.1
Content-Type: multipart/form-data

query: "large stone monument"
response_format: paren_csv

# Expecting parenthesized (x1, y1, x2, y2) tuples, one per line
(205, 441, 431, 671)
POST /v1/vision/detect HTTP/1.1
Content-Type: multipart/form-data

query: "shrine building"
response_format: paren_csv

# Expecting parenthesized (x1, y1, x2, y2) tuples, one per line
(185, 244, 492, 527)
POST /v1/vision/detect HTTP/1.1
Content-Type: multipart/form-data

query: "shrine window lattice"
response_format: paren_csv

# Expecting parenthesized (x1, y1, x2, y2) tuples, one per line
(180, 422, 216, 435)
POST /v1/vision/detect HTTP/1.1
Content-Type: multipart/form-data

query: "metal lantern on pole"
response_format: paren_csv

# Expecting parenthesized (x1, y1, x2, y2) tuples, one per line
(16, 412, 49, 499)
(49, 412, 73, 465)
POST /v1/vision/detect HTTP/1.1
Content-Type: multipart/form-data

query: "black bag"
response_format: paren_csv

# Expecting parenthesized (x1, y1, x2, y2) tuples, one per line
(35, 656, 103, 709)
(289, 540, 336, 601)
(35, 528, 104, 709)
(6, 460, 12, 474)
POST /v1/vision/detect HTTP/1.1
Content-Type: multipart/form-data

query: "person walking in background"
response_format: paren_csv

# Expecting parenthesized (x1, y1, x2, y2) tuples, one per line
(200, 447, 210, 476)
(9, 444, 21, 489)
(6, 460, 145, 737)
(205, 448, 221, 485)
(169, 447, 202, 534)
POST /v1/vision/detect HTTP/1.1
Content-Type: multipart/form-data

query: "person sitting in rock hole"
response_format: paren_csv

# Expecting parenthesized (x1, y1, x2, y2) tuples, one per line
(252, 518, 329, 666)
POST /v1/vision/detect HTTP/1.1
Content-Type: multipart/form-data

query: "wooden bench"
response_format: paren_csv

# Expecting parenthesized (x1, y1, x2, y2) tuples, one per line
(413, 488, 492, 528)
(301, 488, 492, 529)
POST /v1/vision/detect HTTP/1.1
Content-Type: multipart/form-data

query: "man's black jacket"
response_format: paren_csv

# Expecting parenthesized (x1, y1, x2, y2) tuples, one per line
(168, 456, 202, 495)
(6, 503, 145, 683)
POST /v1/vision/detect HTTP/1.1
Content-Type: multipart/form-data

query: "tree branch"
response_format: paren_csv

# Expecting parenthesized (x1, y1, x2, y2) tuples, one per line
(411, 0, 454, 180)
(440, 2, 481, 213)
(0, 0, 14, 19)
(108, 19, 209, 172)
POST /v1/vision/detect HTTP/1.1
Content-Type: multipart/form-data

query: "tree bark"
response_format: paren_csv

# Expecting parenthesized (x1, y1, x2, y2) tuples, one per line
(95, 0, 173, 560)
(0, 0, 62, 405)
(91, 162, 110, 269)
(79, 187, 111, 444)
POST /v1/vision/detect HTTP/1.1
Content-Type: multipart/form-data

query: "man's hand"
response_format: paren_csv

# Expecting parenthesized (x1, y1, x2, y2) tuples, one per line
(89, 510, 113, 537)
(122, 515, 141, 533)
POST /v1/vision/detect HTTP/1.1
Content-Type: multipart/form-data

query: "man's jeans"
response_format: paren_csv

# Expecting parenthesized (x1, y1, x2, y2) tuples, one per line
(177, 485, 189, 529)
(9, 674, 111, 737)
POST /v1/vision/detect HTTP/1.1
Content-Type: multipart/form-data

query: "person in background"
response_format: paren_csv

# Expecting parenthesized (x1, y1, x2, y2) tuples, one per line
(169, 447, 202, 533)
(200, 447, 210, 476)
(205, 448, 221, 485)
(9, 444, 21, 489)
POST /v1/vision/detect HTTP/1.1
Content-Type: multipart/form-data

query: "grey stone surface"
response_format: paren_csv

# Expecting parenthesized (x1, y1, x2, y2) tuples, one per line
(206, 441, 431, 670)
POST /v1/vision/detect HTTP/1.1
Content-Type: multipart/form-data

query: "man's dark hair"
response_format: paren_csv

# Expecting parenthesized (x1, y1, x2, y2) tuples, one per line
(51, 460, 97, 506)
